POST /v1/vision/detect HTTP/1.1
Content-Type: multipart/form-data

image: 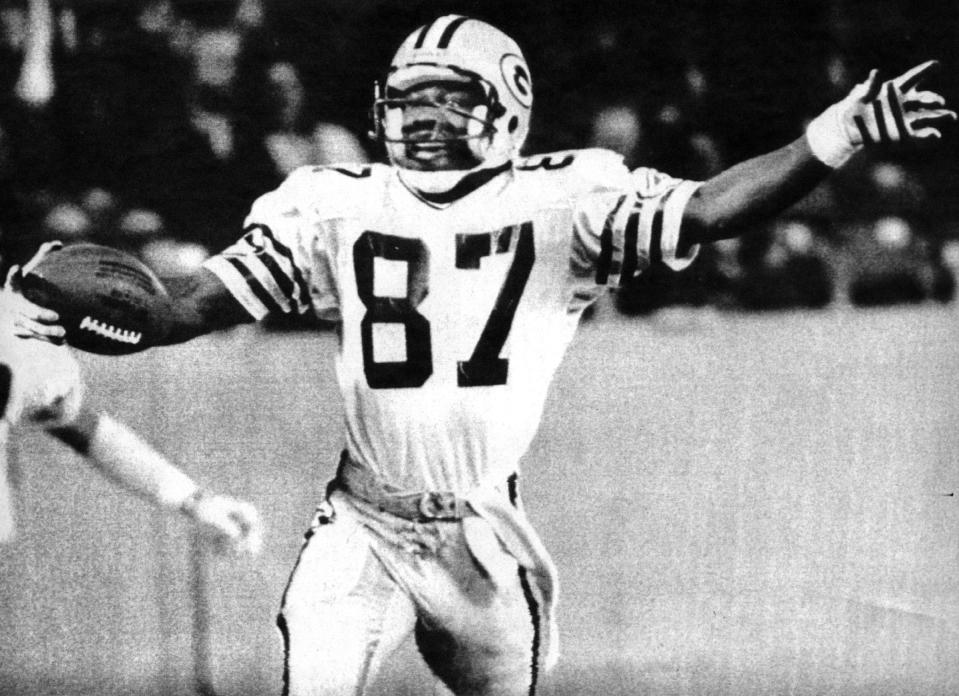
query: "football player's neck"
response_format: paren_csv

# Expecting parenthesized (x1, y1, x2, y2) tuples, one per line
(398, 160, 512, 205)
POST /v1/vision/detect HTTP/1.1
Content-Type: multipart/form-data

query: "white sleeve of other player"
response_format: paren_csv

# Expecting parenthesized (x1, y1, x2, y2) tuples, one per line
(0, 422, 14, 543)
(571, 152, 702, 287)
(203, 167, 338, 322)
(1, 340, 84, 543)
(0, 363, 13, 543)
(4, 339, 84, 430)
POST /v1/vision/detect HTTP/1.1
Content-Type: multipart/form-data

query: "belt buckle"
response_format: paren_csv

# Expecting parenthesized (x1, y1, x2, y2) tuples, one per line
(418, 491, 458, 520)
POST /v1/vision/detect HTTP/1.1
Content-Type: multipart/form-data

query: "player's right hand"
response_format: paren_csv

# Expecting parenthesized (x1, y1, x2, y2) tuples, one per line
(2, 241, 66, 343)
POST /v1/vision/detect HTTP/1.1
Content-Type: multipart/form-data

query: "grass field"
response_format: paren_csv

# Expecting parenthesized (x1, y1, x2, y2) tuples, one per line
(2, 302, 958, 695)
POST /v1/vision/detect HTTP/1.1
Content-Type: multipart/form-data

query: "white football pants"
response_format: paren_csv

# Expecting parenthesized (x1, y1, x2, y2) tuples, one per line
(277, 488, 546, 696)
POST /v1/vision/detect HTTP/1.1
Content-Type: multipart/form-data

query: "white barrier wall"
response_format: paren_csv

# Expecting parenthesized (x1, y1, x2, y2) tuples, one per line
(2, 304, 958, 695)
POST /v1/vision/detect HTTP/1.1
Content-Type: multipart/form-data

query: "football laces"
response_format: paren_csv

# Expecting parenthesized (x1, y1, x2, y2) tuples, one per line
(79, 316, 143, 345)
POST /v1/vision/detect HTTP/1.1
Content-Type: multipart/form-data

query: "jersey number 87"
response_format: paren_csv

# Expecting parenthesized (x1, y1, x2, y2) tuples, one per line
(353, 222, 534, 389)
(0, 364, 10, 420)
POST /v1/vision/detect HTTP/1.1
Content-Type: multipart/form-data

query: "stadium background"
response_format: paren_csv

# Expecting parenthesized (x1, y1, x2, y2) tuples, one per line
(2, 0, 959, 694)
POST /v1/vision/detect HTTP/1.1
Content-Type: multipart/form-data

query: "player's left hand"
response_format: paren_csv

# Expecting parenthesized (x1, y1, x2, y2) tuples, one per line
(1, 240, 67, 343)
(189, 493, 264, 557)
(807, 60, 957, 167)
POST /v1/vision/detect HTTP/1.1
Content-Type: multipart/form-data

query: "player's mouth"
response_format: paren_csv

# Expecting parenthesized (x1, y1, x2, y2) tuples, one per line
(404, 136, 465, 167)
(399, 125, 477, 169)
(407, 140, 454, 157)
(403, 120, 461, 141)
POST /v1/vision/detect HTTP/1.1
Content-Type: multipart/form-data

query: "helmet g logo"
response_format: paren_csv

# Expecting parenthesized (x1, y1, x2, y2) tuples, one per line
(501, 54, 533, 109)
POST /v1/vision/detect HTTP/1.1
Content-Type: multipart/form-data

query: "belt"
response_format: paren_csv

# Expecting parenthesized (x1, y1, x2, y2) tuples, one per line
(333, 451, 474, 521)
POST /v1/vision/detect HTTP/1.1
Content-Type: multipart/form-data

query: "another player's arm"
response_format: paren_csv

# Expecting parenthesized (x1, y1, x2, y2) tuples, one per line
(680, 60, 955, 250)
(47, 405, 262, 555)
(160, 269, 255, 344)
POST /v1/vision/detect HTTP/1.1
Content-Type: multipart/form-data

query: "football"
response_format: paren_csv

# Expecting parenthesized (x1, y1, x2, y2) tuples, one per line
(19, 243, 173, 355)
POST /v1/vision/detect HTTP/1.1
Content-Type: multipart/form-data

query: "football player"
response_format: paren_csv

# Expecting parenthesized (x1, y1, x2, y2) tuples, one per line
(10, 15, 955, 696)
(0, 260, 263, 554)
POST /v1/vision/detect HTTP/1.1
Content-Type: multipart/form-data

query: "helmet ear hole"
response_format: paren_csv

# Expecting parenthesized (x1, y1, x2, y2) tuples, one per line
(507, 116, 519, 133)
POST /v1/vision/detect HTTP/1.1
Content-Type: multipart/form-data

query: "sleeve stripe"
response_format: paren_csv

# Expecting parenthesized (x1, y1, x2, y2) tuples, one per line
(252, 225, 313, 310)
(245, 254, 294, 313)
(225, 257, 287, 315)
(252, 249, 297, 312)
(202, 256, 271, 320)
(661, 181, 703, 270)
(595, 195, 627, 285)
(649, 189, 674, 266)
(595, 230, 612, 285)
(619, 211, 640, 284)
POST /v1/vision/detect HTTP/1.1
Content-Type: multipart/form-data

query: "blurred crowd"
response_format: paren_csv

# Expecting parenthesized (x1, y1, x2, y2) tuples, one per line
(2, 0, 959, 315)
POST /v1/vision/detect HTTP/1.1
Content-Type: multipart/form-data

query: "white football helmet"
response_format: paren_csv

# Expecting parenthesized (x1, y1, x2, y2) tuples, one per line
(372, 15, 533, 193)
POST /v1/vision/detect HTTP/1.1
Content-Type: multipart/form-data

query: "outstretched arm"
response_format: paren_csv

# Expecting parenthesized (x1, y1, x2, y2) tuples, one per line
(681, 136, 828, 247)
(160, 269, 256, 344)
(5, 254, 254, 346)
(680, 60, 956, 248)
(48, 407, 263, 556)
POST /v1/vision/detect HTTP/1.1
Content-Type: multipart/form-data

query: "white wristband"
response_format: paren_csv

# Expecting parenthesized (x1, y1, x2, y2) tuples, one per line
(805, 102, 858, 168)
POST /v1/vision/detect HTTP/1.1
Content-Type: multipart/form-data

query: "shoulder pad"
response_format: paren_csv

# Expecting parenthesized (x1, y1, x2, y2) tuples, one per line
(281, 163, 389, 218)
(515, 148, 629, 192)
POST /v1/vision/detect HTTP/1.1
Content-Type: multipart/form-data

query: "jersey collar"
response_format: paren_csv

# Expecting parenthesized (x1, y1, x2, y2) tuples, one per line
(399, 161, 512, 208)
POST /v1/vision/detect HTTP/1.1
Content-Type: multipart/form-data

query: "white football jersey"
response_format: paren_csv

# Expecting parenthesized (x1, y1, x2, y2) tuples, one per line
(0, 335, 84, 542)
(205, 148, 701, 493)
